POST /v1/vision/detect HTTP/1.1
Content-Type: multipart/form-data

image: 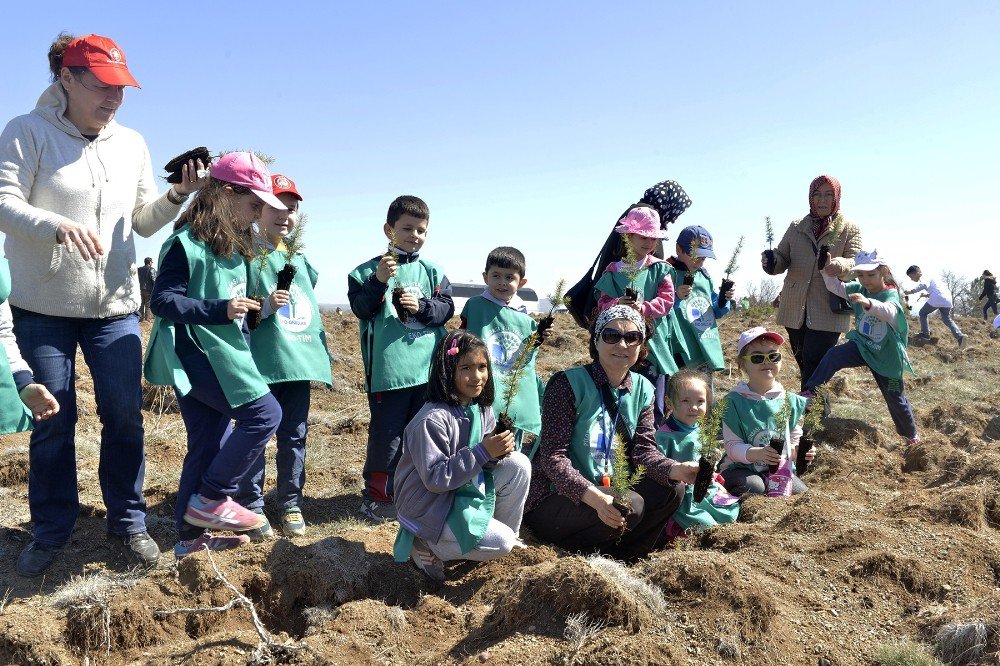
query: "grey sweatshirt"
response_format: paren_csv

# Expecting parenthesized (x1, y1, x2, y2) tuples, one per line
(0, 83, 182, 318)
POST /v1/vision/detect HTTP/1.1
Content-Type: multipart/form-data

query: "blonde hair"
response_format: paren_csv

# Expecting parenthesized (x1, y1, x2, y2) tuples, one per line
(174, 178, 253, 258)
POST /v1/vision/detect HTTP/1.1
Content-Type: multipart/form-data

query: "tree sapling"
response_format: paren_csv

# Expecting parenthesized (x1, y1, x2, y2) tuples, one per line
(609, 433, 645, 520)
(535, 278, 567, 341)
(797, 386, 826, 474)
(275, 213, 306, 292)
(816, 216, 844, 270)
(718, 235, 744, 305)
(683, 234, 699, 286)
(762, 216, 777, 273)
(385, 228, 408, 323)
(620, 234, 641, 302)
(694, 396, 726, 503)
(246, 241, 272, 331)
(768, 392, 793, 474)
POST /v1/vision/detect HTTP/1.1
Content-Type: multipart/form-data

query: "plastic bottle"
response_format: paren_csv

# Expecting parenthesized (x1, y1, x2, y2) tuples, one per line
(766, 456, 795, 498)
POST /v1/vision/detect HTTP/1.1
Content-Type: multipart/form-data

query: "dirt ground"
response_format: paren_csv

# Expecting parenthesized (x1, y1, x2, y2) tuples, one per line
(1, 308, 998, 665)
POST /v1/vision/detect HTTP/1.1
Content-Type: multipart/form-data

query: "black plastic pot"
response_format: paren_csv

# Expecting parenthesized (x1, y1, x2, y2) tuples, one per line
(276, 263, 297, 292)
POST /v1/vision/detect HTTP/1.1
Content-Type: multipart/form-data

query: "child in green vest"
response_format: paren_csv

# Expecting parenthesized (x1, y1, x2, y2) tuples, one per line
(144, 152, 284, 557)
(460, 246, 543, 454)
(235, 175, 332, 539)
(594, 205, 679, 424)
(666, 226, 736, 374)
(804, 249, 919, 445)
(720, 327, 812, 496)
(655, 369, 739, 535)
(348, 195, 454, 523)
(392, 331, 529, 581)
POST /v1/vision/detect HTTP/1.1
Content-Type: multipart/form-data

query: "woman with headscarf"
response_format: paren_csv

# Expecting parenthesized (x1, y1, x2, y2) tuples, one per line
(761, 175, 862, 389)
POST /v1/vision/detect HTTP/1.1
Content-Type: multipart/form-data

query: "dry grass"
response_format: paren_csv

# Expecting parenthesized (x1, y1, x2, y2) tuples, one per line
(873, 641, 943, 666)
(48, 571, 139, 609)
(934, 622, 990, 666)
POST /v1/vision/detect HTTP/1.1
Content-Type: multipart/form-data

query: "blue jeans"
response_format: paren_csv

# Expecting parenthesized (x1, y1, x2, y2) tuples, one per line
(174, 352, 281, 539)
(804, 341, 917, 439)
(237, 380, 310, 512)
(10, 307, 147, 547)
(918, 303, 962, 342)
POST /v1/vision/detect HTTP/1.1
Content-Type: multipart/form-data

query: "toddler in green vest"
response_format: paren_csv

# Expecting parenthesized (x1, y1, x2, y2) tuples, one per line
(235, 174, 333, 540)
(348, 195, 455, 523)
(594, 206, 679, 424)
(804, 249, 919, 445)
(393, 331, 530, 581)
(719, 327, 812, 497)
(460, 246, 544, 455)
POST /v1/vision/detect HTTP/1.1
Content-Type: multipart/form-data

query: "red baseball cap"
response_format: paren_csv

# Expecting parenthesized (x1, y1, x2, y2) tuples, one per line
(270, 174, 302, 201)
(62, 35, 140, 88)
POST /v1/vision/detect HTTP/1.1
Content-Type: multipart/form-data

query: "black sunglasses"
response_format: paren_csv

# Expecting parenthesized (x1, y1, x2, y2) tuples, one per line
(747, 351, 782, 364)
(600, 329, 643, 346)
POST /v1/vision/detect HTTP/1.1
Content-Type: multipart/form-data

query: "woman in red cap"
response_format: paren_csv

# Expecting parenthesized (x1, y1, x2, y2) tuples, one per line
(0, 33, 205, 577)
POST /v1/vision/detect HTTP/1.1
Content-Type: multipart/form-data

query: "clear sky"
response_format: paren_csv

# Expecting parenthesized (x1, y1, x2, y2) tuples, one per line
(2, 2, 998, 305)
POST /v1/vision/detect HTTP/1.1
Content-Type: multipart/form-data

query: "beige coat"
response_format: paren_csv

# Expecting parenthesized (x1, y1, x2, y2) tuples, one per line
(767, 214, 862, 333)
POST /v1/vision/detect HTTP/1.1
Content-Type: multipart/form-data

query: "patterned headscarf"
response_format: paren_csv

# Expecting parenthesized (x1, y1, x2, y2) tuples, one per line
(639, 180, 692, 227)
(808, 174, 842, 238)
(594, 304, 646, 339)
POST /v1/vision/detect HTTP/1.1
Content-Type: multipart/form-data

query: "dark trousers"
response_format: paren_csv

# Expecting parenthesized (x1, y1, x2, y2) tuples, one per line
(139, 290, 153, 322)
(524, 478, 683, 561)
(363, 384, 426, 503)
(804, 341, 917, 439)
(984, 297, 999, 319)
(785, 325, 842, 390)
(237, 380, 311, 511)
(175, 353, 281, 539)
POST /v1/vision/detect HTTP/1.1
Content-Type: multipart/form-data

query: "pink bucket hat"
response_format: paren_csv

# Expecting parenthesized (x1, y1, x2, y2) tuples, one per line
(209, 152, 286, 210)
(614, 207, 668, 239)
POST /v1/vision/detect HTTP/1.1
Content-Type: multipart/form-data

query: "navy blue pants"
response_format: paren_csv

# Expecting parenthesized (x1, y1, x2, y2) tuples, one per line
(237, 380, 310, 512)
(175, 353, 281, 539)
(363, 384, 426, 503)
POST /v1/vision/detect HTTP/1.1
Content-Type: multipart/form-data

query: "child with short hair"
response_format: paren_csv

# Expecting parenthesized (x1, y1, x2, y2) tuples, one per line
(720, 327, 811, 497)
(904, 265, 966, 348)
(348, 195, 454, 523)
(805, 250, 919, 445)
(594, 206, 680, 422)
(393, 330, 530, 582)
(666, 225, 736, 374)
(460, 246, 543, 452)
(655, 369, 739, 532)
(236, 174, 332, 539)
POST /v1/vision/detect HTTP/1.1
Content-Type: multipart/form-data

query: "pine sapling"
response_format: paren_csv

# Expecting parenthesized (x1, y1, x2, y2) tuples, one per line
(385, 228, 408, 323)
(535, 278, 566, 341)
(492, 329, 540, 436)
(693, 397, 726, 503)
(620, 233, 641, 302)
(765, 216, 774, 250)
(609, 433, 645, 519)
(276, 213, 306, 292)
(718, 235, 744, 305)
(769, 392, 792, 473)
(246, 239, 272, 331)
(797, 386, 826, 474)
(683, 234, 699, 286)
(817, 215, 844, 270)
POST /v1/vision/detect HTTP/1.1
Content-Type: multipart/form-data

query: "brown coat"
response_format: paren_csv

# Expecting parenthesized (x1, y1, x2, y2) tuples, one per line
(767, 214, 863, 333)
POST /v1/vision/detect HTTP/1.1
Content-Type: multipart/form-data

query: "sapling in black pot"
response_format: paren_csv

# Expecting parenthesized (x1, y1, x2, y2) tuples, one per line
(385, 228, 408, 323)
(609, 434, 645, 521)
(797, 387, 827, 474)
(768, 393, 793, 474)
(275, 214, 307, 292)
(246, 241, 272, 331)
(718, 235, 744, 305)
(163, 146, 212, 183)
(620, 234, 641, 302)
(693, 396, 726, 503)
(534, 278, 567, 342)
(816, 217, 844, 270)
(762, 216, 776, 273)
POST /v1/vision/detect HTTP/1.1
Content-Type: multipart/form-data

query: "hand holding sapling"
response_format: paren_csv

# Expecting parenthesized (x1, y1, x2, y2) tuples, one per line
(275, 213, 307, 291)
(482, 430, 515, 459)
(620, 234, 641, 302)
(693, 397, 726, 502)
(397, 292, 420, 314)
(227, 297, 261, 321)
(816, 216, 844, 270)
(761, 217, 777, 274)
(797, 387, 827, 474)
(536, 278, 567, 341)
(718, 235, 744, 304)
(385, 228, 409, 322)
(268, 290, 290, 311)
(609, 434, 645, 519)
(768, 393, 793, 474)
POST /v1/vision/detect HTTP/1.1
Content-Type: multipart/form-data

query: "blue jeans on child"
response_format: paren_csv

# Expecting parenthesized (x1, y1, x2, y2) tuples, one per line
(174, 352, 281, 540)
(237, 380, 310, 512)
(918, 303, 963, 342)
(805, 341, 917, 439)
(10, 307, 148, 548)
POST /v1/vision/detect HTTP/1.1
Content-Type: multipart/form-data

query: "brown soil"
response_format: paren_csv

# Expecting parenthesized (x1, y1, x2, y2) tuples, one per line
(1, 309, 999, 664)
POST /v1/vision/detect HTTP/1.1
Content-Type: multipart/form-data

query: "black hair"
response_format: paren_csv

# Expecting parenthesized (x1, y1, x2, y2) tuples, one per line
(906, 265, 920, 277)
(983, 270, 993, 278)
(587, 314, 651, 364)
(426, 330, 495, 408)
(387, 195, 429, 226)
(144, 257, 153, 264)
(484, 246, 526, 277)
(666, 368, 711, 407)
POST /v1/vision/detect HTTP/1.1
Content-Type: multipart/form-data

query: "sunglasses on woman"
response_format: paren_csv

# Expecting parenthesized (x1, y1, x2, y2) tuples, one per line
(600, 329, 643, 346)
(747, 351, 782, 364)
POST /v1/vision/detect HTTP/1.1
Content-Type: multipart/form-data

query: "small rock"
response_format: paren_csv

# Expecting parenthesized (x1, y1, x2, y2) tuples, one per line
(478, 651, 491, 662)
(818, 658, 831, 666)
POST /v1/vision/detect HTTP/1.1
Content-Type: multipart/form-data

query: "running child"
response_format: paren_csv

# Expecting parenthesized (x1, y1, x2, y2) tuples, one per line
(393, 330, 530, 581)
(904, 265, 966, 348)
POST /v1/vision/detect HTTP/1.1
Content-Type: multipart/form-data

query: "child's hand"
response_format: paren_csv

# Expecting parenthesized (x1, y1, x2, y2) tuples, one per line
(723, 288, 736, 303)
(482, 430, 515, 459)
(376, 254, 398, 283)
(747, 445, 781, 466)
(667, 461, 700, 485)
(20, 384, 59, 421)
(584, 487, 627, 529)
(269, 289, 290, 311)
(847, 293, 869, 308)
(676, 284, 692, 300)
(228, 297, 261, 320)
(398, 292, 420, 314)
(822, 262, 841, 276)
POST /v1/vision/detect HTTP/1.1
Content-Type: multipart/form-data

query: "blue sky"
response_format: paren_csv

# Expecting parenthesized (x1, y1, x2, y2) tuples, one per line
(2, 2, 998, 304)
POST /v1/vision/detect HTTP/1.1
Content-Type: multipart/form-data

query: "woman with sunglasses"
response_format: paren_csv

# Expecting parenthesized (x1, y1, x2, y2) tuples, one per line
(523, 305, 692, 560)
(0, 33, 207, 577)
(718, 327, 813, 497)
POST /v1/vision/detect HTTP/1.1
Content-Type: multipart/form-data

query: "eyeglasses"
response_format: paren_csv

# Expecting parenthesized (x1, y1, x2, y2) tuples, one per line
(747, 351, 782, 364)
(599, 329, 643, 346)
(74, 74, 124, 97)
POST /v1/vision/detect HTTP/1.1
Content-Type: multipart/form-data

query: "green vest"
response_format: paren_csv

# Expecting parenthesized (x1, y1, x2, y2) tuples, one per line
(248, 250, 332, 385)
(593, 262, 680, 375)
(348, 258, 446, 393)
(720, 390, 807, 473)
(143, 228, 270, 408)
(555, 366, 653, 485)
(844, 283, 913, 380)
(461, 295, 542, 436)
(445, 405, 496, 554)
(667, 265, 725, 370)
(654, 423, 740, 530)
(0, 257, 33, 434)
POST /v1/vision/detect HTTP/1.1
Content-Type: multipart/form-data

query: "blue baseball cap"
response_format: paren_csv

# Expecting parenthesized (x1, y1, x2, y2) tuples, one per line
(676, 225, 716, 259)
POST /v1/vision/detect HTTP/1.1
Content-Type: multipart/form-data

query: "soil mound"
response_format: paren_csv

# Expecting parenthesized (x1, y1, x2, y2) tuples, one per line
(849, 551, 946, 599)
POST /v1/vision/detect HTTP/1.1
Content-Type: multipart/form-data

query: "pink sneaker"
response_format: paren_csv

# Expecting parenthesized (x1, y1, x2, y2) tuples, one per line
(183, 494, 267, 531)
(174, 532, 250, 558)
(906, 435, 921, 446)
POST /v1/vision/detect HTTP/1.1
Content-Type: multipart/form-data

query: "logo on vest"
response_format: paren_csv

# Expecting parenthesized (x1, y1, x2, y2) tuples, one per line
(857, 313, 888, 344)
(485, 329, 528, 374)
(276, 283, 312, 334)
(685, 295, 715, 332)
(589, 411, 616, 477)
(228, 277, 247, 299)
(394, 284, 428, 330)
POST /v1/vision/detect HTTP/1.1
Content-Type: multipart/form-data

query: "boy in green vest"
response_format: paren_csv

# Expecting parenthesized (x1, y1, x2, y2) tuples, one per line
(460, 247, 544, 453)
(348, 195, 454, 523)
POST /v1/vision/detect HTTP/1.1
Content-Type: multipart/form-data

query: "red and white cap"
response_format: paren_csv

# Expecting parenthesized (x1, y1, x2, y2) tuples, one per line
(62, 34, 140, 88)
(736, 326, 785, 356)
(209, 152, 286, 210)
(270, 174, 302, 201)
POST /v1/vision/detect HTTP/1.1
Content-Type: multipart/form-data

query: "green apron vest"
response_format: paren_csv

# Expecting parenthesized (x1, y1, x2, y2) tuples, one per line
(348, 258, 446, 393)
(593, 262, 680, 375)
(0, 257, 33, 434)
(654, 423, 740, 530)
(143, 228, 270, 408)
(461, 295, 542, 436)
(667, 265, 725, 370)
(720, 390, 807, 474)
(445, 405, 496, 554)
(844, 283, 913, 380)
(249, 250, 332, 385)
